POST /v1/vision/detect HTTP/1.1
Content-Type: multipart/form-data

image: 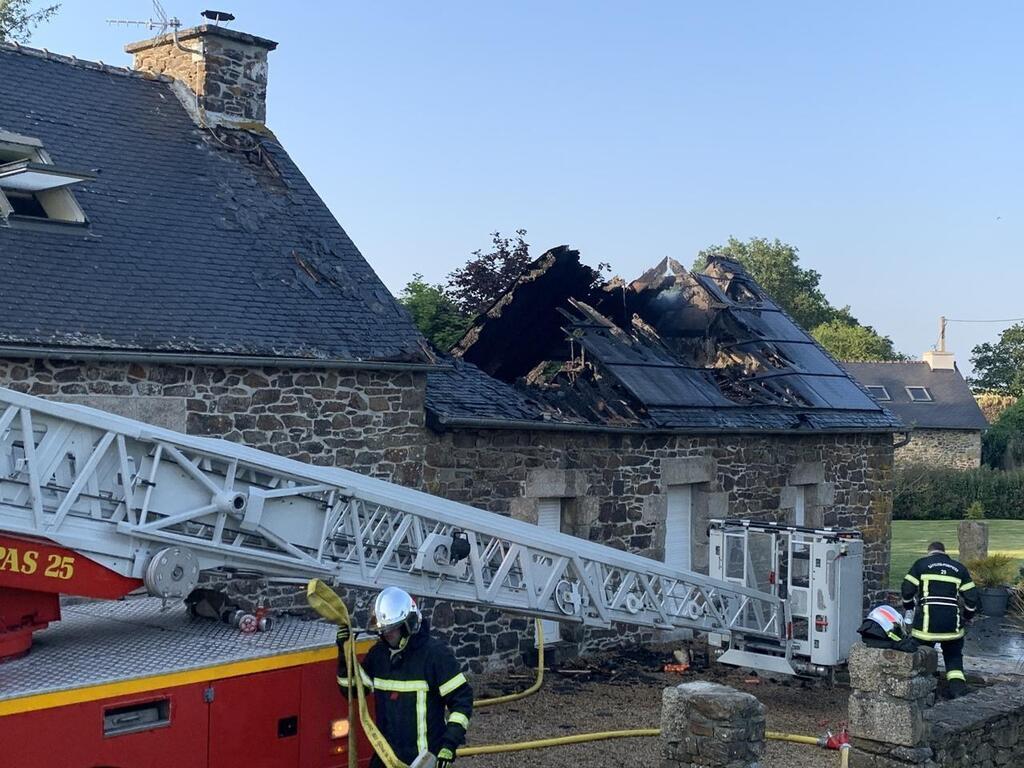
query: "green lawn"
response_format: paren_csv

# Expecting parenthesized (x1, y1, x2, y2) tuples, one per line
(890, 520, 1024, 589)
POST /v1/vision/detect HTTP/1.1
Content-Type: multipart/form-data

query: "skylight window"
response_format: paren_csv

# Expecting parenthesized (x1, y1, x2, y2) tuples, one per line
(906, 386, 933, 402)
(865, 385, 890, 401)
(0, 132, 90, 225)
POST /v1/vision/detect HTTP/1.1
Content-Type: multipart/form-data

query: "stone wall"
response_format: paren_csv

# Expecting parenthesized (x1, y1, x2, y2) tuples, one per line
(849, 642, 1024, 767)
(418, 428, 893, 667)
(0, 356, 895, 670)
(0, 357, 427, 487)
(897, 429, 981, 470)
(423, 429, 894, 604)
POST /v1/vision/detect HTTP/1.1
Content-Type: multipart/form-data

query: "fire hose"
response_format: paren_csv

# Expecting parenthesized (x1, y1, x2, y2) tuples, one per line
(473, 619, 544, 707)
(307, 579, 849, 767)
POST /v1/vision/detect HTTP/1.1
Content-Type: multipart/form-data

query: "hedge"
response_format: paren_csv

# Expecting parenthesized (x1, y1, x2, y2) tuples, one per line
(894, 464, 1024, 520)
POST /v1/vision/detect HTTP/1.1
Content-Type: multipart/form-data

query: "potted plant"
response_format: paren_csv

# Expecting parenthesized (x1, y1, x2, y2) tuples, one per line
(966, 554, 1017, 617)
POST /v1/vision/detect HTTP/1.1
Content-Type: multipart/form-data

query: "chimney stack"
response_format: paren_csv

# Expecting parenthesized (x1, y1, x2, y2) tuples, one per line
(923, 315, 956, 370)
(126, 25, 278, 127)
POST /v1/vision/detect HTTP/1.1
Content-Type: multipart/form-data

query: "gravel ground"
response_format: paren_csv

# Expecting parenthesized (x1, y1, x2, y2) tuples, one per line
(466, 645, 850, 768)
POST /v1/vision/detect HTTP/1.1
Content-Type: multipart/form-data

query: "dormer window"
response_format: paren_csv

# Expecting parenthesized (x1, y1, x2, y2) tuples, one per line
(906, 386, 933, 402)
(0, 132, 91, 225)
(865, 385, 890, 401)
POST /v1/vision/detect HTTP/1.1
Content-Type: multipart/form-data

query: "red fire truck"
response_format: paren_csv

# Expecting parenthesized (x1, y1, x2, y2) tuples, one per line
(0, 388, 852, 766)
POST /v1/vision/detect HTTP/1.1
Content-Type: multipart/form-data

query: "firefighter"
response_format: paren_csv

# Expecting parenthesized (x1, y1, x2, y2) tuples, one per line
(901, 541, 979, 698)
(337, 587, 472, 767)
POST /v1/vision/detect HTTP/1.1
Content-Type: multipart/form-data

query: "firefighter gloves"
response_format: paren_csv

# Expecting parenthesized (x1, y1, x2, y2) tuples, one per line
(336, 624, 351, 647)
(436, 747, 456, 767)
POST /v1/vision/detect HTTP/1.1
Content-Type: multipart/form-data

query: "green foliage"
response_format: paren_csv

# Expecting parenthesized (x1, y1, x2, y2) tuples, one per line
(894, 464, 1024, 520)
(966, 500, 986, 520)
(810, 319, 902, 362)
(966, 554, 1016, 587)
(447, 230, 532, 316)
(0, 0, 59, 42)
(397, 275, 470, 351)
(970, 322, 1024, 397)
(982, 399, 1024, 469)
(696, 237, 903, 361)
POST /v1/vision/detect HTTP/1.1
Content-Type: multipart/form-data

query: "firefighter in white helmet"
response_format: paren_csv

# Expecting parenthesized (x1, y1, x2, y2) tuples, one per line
(337, 587, 472, 767)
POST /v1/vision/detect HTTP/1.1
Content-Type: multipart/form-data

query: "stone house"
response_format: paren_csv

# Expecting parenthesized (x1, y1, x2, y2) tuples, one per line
(420, 250, 901, 661)
(0, 26, 434, 486)
(1, 25, 900, 669)
(845, 349, 988, 470)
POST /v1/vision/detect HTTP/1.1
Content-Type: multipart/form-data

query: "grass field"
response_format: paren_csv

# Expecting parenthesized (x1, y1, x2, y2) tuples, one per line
(890, 520, 1024, 588)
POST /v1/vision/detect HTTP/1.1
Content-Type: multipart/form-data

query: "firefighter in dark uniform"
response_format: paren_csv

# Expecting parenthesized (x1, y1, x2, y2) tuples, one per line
(901, 541, 979, 698)
(338, 587, 472, 767)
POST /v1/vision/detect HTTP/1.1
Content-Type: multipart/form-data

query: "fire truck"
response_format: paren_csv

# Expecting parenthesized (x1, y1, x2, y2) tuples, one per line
(0, 387, 864, 767)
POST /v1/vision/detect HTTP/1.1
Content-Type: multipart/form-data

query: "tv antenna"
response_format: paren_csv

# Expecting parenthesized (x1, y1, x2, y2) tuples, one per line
(107, 0, 181, 34)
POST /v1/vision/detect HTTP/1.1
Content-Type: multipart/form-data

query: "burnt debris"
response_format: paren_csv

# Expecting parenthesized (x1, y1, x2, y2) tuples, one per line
(433, 248, 900, 433)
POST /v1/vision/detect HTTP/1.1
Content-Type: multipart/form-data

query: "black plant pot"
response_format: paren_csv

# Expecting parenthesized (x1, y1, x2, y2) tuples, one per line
(978, 586, 1010, 617)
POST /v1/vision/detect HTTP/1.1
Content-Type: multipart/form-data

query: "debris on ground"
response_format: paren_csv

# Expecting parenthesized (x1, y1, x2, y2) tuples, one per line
(470, 643, 850, 768)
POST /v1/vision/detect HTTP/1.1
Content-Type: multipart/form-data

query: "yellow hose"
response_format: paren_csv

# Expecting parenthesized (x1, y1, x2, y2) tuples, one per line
(766, 731, 824, 746)
(460, 729, 661, 755)
(306, 582, 846, 765)
(462, 728, 835, 757)
(474, 619, 544, 708)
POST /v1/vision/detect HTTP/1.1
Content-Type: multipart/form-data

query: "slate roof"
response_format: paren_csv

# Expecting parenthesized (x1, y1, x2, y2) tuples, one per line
(427, 358, 903, 433)
(0, 44, 429, 365)
(429, 250, 904, 434)
(842, 361, 989, 431)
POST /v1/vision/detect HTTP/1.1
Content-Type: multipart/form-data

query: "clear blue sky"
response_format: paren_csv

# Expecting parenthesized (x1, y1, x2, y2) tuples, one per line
(30, 1, 1024, 370)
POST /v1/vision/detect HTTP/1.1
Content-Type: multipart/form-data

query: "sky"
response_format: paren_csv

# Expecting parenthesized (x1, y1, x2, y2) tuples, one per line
(28, 1, 1024, 371)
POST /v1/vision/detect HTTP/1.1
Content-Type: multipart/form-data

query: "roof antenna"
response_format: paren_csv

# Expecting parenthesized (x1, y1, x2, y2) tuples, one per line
(107, 1, 200, 54)
(107, 0, 180, 36)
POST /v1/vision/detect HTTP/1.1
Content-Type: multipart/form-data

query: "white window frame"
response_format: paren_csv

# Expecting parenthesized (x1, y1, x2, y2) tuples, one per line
(905, 386, 933, 402)
(865, 385, 890, 401)
(0, 131, 87, 224)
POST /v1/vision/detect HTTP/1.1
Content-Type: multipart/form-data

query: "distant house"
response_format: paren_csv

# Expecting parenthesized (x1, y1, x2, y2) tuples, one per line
(845, 347, 988, 469)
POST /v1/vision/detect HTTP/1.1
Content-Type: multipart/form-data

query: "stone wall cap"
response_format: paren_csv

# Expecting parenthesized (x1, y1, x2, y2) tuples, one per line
(125, 25, 279, 54)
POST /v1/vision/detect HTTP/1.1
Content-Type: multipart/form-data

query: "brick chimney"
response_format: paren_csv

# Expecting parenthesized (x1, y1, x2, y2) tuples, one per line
(125, 25, 278, 127)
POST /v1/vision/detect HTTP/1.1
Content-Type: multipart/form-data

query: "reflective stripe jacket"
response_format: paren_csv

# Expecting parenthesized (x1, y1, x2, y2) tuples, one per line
(901, 552, 979, 642)
(339, 619, 472, 763)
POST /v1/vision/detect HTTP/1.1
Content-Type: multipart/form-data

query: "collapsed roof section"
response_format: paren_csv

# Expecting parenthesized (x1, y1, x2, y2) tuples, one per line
(429, 248, 902, 433)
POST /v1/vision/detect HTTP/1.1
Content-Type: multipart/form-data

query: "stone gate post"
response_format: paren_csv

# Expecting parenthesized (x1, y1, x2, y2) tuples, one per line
(660, 681, 766, 768)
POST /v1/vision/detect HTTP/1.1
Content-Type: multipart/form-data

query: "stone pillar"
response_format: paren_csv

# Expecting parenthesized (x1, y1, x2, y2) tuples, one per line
(660, 682, 766, 768)
(957, 520, 988, 563)
(848, 643, 937, 766)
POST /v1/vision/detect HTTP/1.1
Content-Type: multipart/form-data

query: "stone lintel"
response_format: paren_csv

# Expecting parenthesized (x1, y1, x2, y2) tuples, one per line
(524, 468, 587, 499)
(661, 455, 715, 488)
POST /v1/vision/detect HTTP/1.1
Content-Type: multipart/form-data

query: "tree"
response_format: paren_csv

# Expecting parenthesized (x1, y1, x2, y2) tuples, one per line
(447, 229, 532, 316)
(970, 323, 1024, 397)
(0, 0, 59, 42)
(398, 275, 470, 351)
(811, 320, 902, 362)
(697, 236, 904, 361)
(982, 398, 1024, 469)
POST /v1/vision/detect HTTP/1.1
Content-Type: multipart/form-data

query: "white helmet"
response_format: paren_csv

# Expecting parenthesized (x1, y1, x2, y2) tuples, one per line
(369, 587, 421, 637)
(866, 604, 905, 636)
